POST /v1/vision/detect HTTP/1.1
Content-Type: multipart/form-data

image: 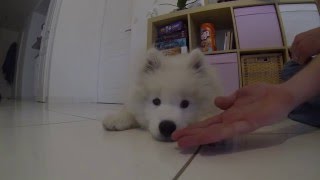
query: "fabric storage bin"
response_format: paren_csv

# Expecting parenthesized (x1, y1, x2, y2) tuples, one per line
(241, 53, 284, 86)
(205, 53, 239, 95)
(279, 3, 320, 46)
(234, 5, 283, 49)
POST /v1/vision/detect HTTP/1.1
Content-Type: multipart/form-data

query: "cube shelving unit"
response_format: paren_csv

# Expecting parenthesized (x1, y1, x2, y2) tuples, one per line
(147, 0, 320, 94)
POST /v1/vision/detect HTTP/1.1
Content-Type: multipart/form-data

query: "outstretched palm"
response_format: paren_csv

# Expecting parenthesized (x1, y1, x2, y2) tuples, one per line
(172, 83, 295, 148)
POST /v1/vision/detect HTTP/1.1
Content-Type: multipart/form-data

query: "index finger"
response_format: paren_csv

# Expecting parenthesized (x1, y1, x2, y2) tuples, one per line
(171, 114, 222, 140)
(176, 120, 255, 148)
(186, 114, 223, 129)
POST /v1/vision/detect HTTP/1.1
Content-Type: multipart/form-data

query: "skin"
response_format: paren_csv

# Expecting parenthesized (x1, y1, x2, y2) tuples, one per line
(173, 28, 320, 148)
(290, 27, 320, 64)
(172, 83, 296, 148)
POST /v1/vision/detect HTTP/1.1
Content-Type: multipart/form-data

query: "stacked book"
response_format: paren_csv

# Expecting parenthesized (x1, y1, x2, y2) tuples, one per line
(223, 31, 233, 50)
(155, 21, 189, 56)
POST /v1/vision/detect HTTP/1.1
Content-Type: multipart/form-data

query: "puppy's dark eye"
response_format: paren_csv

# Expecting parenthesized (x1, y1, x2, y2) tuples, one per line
(180, 100, 190, 109)
(152, 98, 161, 106)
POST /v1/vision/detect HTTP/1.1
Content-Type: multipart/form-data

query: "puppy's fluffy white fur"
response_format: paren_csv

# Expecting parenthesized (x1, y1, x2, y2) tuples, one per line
(103, 48, 222, 141)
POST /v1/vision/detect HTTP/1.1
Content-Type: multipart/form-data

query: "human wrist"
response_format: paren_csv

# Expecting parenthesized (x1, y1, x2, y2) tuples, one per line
(281, 56, 320, 107)
(279, 81, 302, 111)
(314, 28, 320, 54)
(277, 82, 299, 112)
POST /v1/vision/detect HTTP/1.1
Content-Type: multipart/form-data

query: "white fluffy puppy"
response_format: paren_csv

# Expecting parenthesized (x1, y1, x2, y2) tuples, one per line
(103, 48, 222, 141)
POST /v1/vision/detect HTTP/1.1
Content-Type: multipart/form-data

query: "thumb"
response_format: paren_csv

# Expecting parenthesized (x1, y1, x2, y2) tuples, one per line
(214, 92, 236, 110)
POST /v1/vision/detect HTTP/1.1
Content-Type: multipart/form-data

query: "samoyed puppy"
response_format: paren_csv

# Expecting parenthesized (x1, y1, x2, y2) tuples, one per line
(103, 48, 222, 141)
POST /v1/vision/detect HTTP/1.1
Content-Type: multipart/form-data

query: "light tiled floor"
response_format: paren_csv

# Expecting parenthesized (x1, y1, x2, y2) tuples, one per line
(0, 100, 319, 180)
(180, 132, 320, 180)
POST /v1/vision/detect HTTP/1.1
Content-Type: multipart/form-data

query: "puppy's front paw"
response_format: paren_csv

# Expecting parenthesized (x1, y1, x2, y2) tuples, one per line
(102, 112, 138, 131)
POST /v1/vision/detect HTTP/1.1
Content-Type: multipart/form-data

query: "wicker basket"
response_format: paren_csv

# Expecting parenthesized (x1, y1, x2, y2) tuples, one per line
(241, 53, 284, 86)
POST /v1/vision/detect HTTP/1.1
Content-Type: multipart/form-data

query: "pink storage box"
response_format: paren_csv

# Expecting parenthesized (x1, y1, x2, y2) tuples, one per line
(205, 53, 239, 95)
(234, 5, 283, 49)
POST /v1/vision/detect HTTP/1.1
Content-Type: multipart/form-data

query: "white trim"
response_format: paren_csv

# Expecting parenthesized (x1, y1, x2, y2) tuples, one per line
(49, 96, 98, 104)
(279, 3, 318, 12)
(36, 0, 63, 102)
(96, 0, 109, 103)
(14, 31, 26, 99)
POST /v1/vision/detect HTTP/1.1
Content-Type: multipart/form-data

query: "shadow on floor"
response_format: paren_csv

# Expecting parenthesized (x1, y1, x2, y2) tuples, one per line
(199, 123, 318, 156)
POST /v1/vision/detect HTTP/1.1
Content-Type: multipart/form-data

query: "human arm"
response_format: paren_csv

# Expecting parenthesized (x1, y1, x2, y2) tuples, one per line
(172, 56, 320, 148)
(290, 27, 320, 64)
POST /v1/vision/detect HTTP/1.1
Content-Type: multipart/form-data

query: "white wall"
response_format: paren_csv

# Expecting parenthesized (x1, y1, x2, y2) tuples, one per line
(97, 0, 132, 103)
(129, 0, 206, 78)
(16, 12, 46, 100)
(129, 0, 178, 82)
(48, 0, 105, 103)
(0, 28, 19, 98)
(47, 0, 201, 103)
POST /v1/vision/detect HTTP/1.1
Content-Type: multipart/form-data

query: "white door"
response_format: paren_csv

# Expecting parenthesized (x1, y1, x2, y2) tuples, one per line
(97, 0, 132, 103)
(35, 0, 62, 102)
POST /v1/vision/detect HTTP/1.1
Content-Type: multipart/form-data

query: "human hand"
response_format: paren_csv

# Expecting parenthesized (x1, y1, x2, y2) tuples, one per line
(290, 27, 320, 64)
(172, 83, 296, 148)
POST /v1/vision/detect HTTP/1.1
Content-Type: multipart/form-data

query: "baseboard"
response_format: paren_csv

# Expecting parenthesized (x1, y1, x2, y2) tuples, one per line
(48, 96, 97, 103)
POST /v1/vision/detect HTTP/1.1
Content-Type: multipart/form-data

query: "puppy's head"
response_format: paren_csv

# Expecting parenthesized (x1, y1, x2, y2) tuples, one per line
(138, 48, 220, 141)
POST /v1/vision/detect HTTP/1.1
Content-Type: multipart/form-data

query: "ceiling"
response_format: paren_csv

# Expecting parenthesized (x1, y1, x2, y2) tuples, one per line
(0, 0, 44, 31)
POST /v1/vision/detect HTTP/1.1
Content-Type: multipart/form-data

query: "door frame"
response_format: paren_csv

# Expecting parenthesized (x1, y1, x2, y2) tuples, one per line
(97, 0, 133, 103)
(35, 0, 62, 102)
(14, 0, 63, 102)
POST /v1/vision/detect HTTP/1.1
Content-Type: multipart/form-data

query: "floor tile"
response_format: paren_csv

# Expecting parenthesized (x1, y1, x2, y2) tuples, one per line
(0, 120, 196, 180)
(180, 131, 320, 180)
(47, 103, 122, 120)
(0, 101, 92, 128)
(254, 119, 318, 134)
(2, 101, 318, 180)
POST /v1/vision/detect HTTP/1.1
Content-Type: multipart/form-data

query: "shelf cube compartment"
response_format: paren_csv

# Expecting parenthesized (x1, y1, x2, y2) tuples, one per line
(279, 3, 320, 46)
(205, 53, 239, 95)
(234, 5, 283, 49)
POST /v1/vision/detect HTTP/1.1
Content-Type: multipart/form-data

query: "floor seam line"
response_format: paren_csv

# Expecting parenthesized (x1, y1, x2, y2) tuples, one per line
(0, 119, 96, 129)
(172, 146, 202, 180)
(48, 109, 99, 121)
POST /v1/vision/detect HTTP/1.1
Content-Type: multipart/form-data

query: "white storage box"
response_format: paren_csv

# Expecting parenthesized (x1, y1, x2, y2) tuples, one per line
(279, 3, 320, 46)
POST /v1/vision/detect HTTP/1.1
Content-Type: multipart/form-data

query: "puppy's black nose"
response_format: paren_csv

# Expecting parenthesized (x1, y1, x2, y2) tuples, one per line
(159, 120, 176, 138)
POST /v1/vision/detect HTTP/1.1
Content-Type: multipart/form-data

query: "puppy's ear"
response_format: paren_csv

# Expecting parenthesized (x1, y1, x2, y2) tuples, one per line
(144, 48, 162, 73)
(189, 49, 205, 73)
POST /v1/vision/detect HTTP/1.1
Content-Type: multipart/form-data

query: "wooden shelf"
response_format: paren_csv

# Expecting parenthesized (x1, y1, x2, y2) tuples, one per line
(147, 0, 316, 91)
(239, 47, 286, 54)
(239, 47, 289, 63)
(206, 0, 316, 7)
(278, 0, 316, 4)
(147, 0, 317, 49)
(149, 15, 188, 49)
(148, 0, 317, 24)
(203, 49, 237, 55)
(286, 46, 292, 61)
(189, 7, 235, 51)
